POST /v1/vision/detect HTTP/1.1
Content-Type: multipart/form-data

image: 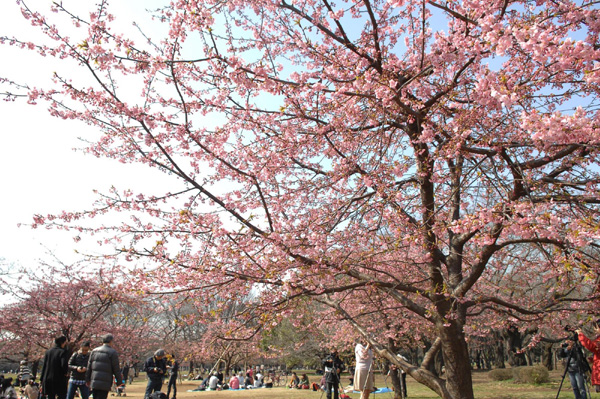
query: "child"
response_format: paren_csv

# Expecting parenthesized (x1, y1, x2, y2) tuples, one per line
(23, 379, 40, 399)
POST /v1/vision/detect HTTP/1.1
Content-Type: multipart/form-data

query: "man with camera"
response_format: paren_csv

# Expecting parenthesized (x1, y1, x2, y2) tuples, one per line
(143, 349, 167, 399)
(559, 331, 590, 399)
(322, 348, 345, 399)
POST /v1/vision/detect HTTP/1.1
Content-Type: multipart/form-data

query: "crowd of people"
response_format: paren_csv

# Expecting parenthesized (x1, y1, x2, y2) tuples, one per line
(189, 365, 282, 391)
(1, 319, 598, 399)
(0, 335, 124, 399)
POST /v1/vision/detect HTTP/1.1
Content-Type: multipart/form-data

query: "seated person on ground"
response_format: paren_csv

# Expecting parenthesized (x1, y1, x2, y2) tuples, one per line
(254, 372, 263, 388)
(263, 375, 273, 388)
(297, 374, 310, 389)
(228, 375, 239, 390)
(287, 372, 300, 389)
(244, 373, 254, 388)
(208, 373, 219, 390)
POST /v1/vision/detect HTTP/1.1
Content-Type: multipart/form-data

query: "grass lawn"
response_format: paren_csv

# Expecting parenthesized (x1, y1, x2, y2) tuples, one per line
(123, 369, 598, 399)
(6, 369, 597, 398)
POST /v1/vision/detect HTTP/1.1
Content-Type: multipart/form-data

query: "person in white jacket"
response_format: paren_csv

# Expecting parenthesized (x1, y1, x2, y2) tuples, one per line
(353, 341, 374, 399)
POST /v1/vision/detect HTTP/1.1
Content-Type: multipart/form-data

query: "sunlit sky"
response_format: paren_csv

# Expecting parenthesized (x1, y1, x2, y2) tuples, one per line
(0, 0, 169, 277)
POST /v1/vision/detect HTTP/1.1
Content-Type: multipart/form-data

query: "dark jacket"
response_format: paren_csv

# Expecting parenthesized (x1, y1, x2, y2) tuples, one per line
(322, 353, 345, 383)
(40, 345, 69, 395)
(86, 344, 123, 391)
(68, 351, 90, 381)
(559, 343, 589, 374)
(121, 364, 130, 381)
(168, 360, 179, 379)
(144, 356, 167, 381)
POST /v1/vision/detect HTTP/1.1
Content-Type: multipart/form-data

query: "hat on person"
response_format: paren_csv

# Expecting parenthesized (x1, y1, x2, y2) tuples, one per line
(154, 349, 165, 357)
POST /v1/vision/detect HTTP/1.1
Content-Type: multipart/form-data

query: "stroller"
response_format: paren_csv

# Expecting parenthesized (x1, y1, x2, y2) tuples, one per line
(112, 378, 126, 397)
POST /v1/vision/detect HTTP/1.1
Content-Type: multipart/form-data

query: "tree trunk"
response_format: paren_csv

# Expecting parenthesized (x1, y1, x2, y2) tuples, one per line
(494, 331, 505, 369)
(439, 323, 475, 399)
(541, 342, 553, 371)
(388, 365, 406, 399)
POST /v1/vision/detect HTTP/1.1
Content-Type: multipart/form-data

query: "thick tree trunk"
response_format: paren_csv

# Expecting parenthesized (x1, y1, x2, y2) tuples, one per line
(494, 333, 506, 369)
(439, 323, 474, 399)
(541, 342, 553, 370)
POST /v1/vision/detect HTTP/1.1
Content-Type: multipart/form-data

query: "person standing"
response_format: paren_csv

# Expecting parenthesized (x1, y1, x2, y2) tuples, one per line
(67, 341, 91, 399)
(166, 354, 179, 399)
(322, 348, 345, 399)
(85, 334, 123, 399)
(143, 349, 167, 399)
(40, 336, 70, 399)
(18, 361, 32, 387)
(121, 363, 130, 386)
(354, 341, 374, 399)
(578, 319, 600, 393)
(559, 337, 589, 399)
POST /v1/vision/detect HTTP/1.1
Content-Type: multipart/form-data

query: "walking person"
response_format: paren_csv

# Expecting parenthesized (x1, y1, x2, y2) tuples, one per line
(577, 319, 600, 393)
(40, 336, 70, 399)
(67, 341, 91, 399)
(322, 348, 345, 399)
(166, 354, 179, 399)
(85, 334, 123, 399)
(143, 349, 167, 399)
(354, 340, 374, 399)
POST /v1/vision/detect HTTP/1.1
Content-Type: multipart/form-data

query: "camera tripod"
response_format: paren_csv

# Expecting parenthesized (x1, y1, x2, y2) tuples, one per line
(319, 372, 342, 399)
(555, 335, 591, 399)
(319, 360, 343, 399)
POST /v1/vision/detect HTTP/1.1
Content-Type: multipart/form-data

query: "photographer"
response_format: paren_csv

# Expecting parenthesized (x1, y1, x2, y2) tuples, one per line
(322, 348, 345, 399)
(577, 319, 600, 393)
(559, 335, 589, 399)
(143, 349, 167, 399)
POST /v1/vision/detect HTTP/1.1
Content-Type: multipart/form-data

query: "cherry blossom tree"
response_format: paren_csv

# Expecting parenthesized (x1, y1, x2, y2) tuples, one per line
(3, 0, 600, 397)
(0, 261, 153, 361)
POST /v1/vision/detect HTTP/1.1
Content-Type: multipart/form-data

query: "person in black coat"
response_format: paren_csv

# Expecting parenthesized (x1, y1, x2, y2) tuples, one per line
(559, 338, 590, 399)
(143, 349, 167, 399)
(85, 334, 123, 399)
(166, 355, 179, 399)
(67, 341, 90, 399)
(40, 336, 70, 399)
(322, 348, 345, 399)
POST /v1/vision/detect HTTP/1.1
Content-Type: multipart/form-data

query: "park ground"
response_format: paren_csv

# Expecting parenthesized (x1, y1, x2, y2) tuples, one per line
(11, 370, 594, 399)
